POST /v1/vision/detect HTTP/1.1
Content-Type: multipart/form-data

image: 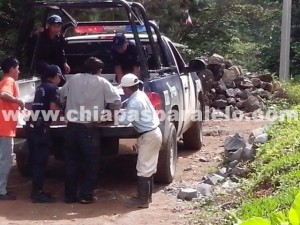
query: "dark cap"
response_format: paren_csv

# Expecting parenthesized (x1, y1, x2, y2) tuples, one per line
(112, 33, 127, 50)
(47, 15, 62, 24)
(44, 65, 62, 78)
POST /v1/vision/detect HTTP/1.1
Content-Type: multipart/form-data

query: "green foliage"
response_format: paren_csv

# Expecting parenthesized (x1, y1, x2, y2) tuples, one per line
(283, 83, 300, 105)
(233, 104, 300, 222)
(235, 192, 300, 225)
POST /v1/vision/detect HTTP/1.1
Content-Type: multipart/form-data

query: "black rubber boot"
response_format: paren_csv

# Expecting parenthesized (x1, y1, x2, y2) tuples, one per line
(149, 175, 153, 203)
(127, 176, 150, 208)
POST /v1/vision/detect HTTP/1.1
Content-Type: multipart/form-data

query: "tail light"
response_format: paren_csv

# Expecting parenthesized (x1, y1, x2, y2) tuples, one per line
(146, 92, 162, 117)
(74, 26, 104, 34)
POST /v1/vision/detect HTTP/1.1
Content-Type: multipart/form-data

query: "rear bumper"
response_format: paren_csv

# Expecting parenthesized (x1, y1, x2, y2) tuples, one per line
(16, 124, 139, 139)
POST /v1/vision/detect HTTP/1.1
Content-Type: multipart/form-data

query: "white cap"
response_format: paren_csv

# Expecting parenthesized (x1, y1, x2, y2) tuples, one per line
(120, 73, 141, 87)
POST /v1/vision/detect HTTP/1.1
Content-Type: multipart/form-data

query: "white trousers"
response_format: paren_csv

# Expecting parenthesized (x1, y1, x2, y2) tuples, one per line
(136, 127, 162, 178)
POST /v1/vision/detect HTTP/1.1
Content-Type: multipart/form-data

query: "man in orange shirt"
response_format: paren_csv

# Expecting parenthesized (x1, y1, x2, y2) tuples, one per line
(0, 56, 24, 200)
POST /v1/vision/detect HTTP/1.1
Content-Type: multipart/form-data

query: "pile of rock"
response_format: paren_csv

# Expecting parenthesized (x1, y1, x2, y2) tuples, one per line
(197, 54, 288, 116)
(175, 127, 269, 202)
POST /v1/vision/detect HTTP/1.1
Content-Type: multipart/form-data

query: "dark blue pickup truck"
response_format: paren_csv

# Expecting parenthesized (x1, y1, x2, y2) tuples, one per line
(14, 0, 205, 184)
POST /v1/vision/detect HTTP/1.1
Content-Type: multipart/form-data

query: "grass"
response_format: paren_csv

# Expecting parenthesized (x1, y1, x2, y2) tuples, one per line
(235, 104, 300, 221)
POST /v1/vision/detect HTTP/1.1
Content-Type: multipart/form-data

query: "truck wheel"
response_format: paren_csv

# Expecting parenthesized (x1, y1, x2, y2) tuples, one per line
(15, 141, 31, 177)
(155, 123, 177, 184)
(183, 106, 203, 150)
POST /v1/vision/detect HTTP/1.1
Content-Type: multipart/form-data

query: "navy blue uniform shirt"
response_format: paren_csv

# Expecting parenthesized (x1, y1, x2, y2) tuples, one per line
(27, 30, 67, 74)
(111, 41, 140, 74)
(31, 81, 60, 125)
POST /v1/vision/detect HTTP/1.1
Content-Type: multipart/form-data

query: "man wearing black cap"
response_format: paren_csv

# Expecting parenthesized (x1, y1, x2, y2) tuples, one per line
(26, 65, 62, 203)
(28, 15, 70, 85)
(111, 33, 140, 83)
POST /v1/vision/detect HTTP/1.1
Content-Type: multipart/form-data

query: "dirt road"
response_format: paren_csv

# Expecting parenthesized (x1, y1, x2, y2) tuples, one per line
(0, 120, 266, 225)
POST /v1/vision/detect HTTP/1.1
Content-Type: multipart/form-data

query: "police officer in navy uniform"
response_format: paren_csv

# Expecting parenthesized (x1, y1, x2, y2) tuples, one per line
(111, 33, 140, 83)
(27, 15, 70, 86)
(27, 65, 62, 203)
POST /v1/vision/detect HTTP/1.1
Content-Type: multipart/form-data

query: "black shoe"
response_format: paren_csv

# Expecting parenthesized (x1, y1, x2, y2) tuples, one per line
(65, 196, 78, 204)
(31, 191, 55, 203)
(127, 195, 149, 208)
(79, 195, 98, 204)
(0, 192, 16, 201)
(127, 176, 150, 208)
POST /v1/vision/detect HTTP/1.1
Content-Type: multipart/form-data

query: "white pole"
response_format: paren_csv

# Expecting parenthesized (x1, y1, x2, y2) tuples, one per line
(279, 0, 292, 82)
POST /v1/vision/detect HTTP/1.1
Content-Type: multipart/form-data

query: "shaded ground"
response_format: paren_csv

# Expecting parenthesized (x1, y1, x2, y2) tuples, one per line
(0, 120, 266, 225)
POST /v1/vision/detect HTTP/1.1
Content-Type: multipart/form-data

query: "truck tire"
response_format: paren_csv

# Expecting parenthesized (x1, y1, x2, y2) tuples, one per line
(155, 123, 177, 184)
(183, 104, 203, 150)
(15, 141, 31, 177)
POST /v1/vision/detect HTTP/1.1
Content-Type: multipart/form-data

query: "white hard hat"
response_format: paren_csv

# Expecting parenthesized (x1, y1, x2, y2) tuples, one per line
(120, 73, 141, 87)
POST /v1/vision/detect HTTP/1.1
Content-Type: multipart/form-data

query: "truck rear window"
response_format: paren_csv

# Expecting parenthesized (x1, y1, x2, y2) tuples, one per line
(65, 40, 160, 74)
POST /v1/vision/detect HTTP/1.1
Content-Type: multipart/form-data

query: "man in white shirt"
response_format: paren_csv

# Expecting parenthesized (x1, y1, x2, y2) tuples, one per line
(118, 73, 162, 208)
(60, 57, 121, 204)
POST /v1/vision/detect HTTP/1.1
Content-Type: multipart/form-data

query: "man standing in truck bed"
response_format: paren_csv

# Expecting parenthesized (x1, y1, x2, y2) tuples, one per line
(111, 33, 140, 83)
(27, 15, 70, 85)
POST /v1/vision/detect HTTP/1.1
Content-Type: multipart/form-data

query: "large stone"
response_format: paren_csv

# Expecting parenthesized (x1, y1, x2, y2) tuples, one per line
(207, 64, 225, 81)
(260, 82, 273, 92)
(177, 188, 198, 201)
(252, 88, 271, 99)
(236, 89, 251, 100)
(208, 53, 224, 65)
(231, 167, 249, 178)
(258, 74, 273, 83)
(224, 133, 246, 151)
(241, 143, 255, 161)
(251, 78, 261, 88)
(216, 94, 227, 101)
(273, 89, 288, 99)
(221, 180, 239, 189)
(217, 167, 228, 177)
(198, 69, 214, 82)
(228, 148, 244, 162)
(196, 183, 214, 197)
(203, 173, 225, 185)
(226, 89, 236, 98)
(236, 101, 244, 110)
(240, 79, 254, 89)
(218, 80, 227, 91)
(222, 69, 238, 83)
(242, 95, 261, 112)
(249, 127, 266, 144)
(210, 108, 228, 119)
(224, 80, 236, 89)
(233, 77, 245, 88)
(212, 99, 228, 109)
(254, 133, 269, 144)
(227, 97, 236, 106)
(229, 66, 243, 77)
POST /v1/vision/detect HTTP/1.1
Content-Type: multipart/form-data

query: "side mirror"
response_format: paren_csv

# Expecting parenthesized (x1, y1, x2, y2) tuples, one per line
(186, 59, 206, 73)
